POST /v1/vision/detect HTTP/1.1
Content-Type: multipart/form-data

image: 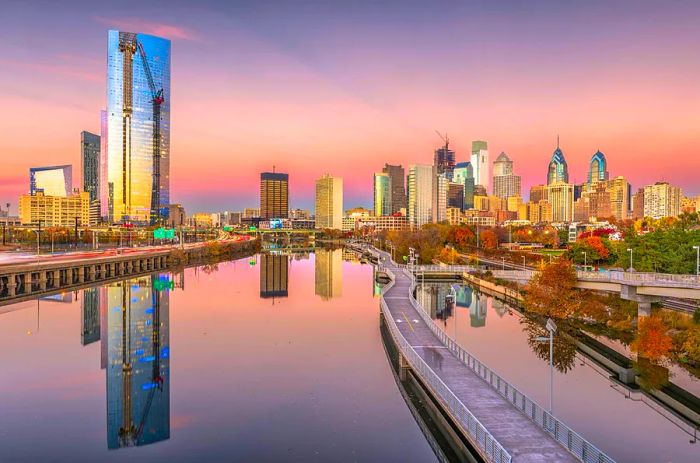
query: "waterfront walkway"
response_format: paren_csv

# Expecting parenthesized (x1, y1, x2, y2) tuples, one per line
(377, 249, 605, 463)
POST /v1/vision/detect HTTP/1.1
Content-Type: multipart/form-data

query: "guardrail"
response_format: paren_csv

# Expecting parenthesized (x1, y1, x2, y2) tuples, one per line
(380, 267, 512, 463)
(578, 270, 700, 288)
(402, 267, 616, 463)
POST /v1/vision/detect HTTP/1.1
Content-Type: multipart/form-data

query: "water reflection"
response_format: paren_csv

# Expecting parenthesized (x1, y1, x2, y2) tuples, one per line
(81, 287, 100, 345)
(105, 274, 170, 449)
(315, 248, 342, 300)
(259, 253, 289, 299)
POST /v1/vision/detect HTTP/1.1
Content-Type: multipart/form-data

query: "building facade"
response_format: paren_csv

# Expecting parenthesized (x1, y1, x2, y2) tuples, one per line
(547, 143, 569, 185)
(434, 145, 456, 180)
(643, 182, 682, 219)
(382, 164, 406, 214)
(408, 164, 434, 228)
(315, 174, 343, 229)
(30, 165, 72, 197)
(81, 131, 101, 203)
(373, 172, 392, 217)
(105, 30, 171, 224)
(260, 172, 289, 219)
(19, 191, 90, 226)
(432, 175, 448, 223)
(470, 140, 489, 190)
(547, 182, 574, 222)
(588, 150, 609, 184)
(453, 161, 475, 210)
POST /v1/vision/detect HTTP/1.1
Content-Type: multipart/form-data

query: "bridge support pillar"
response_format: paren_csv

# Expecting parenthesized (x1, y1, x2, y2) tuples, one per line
(619, 284, 660, 317)
(398, 352, 411, 381)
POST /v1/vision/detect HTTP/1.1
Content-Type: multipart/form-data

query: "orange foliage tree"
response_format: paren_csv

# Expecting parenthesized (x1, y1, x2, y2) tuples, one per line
(631, 316, 673, 362)
(479, 229, 498, 250)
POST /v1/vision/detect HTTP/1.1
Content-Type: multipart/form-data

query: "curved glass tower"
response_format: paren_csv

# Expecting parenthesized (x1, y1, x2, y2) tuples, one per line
(588, 150, 609, 183)
(373, 172, 391, 217)
(547, 144, 569, 185)
(105, 30, 170, 224)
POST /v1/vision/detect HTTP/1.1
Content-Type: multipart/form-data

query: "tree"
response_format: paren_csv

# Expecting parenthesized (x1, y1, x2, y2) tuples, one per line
(631, 315, 673, 362)
(437, 246, 460, 264)
(479, 229, 498, 250)
(523, 258, 600, 319)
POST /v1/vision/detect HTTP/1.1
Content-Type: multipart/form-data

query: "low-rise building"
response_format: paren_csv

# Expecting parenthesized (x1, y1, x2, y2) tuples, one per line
(19, 191, 90, 227)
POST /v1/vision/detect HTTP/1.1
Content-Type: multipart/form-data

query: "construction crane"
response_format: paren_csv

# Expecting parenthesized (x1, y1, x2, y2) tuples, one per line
(136, 40, 165, 226)
(435, 130, 449, 150)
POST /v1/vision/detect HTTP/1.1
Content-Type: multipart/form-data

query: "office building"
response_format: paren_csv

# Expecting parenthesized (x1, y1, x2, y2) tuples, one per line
(382, 164, 406, 214)
(492, 152, 521, 199)
(453, 161, 475, 210)
(315, 174, 343, 229)
(547, 182, 574, 222)
(547, 141, 569, 185)
(632, 188, 645, 219)
(260, 172, 289, 219)
(315, 248, 342, 300)
(290, 208, 311, 220)
(407, 164, 434, 227)
(373, 172, 391, 216)
(643, 182, 682, 219)
(81, 131, 100, 203)
(243, 208, 260, 218)
(434, 143, 455, 180)
(19, 191, 90, 226)
(471, 140, 489, 190)
(260, 254, 289, 299)
(167, 204, 186, 227)
(588, 150, 609, 184)
(530, 184, 548, 203)
(105, 31, 171, 224)
(433, 175, 448, 223)
(447, 182, 464, 210)
(29, 165, 72, 197)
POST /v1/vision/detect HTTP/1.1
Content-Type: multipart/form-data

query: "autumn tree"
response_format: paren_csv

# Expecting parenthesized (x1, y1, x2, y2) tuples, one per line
(479, 229, 498, 250)
(631, 315, 673, 362)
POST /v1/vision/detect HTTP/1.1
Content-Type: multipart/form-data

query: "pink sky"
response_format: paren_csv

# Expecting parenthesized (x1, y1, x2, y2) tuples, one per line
(0, 1, 698, 214)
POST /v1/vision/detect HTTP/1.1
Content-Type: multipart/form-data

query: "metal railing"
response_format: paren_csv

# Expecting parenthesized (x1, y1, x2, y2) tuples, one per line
(401, 266, 616, 463)
(578, 270, 700, 288)
(380, 268, 512, 463)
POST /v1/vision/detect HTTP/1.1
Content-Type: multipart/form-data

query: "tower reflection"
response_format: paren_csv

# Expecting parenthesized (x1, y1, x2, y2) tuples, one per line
(259, 253, 289, 299)
(315, 248, 342, 300)
(105, 274, 170, 449)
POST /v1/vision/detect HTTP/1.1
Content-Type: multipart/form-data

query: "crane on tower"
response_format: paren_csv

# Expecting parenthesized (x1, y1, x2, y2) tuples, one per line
(435, 130, 449, 150)
(136, 40, 165, 225)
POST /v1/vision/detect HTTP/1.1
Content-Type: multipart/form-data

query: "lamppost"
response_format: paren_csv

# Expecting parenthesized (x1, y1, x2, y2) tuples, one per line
(522, 256, 526, 268)
(582, 251, 587, 269)
(627, 248, 633, 272)
(32, 229, 40, 256)
(502, 257, 505, 270)
(693, 245, 699, 279)
(534, 318, 557, 415)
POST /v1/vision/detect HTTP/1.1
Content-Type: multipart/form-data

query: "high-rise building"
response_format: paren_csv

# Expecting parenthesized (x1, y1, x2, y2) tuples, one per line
(530, 184, 548, 203)
(547, 140, 569, 185)
(453, 161, 475, 210)
(643, 182, 682, 219)
(433, 175, 448, 223)
(81, 287, 101, 346)
(260, 172, 289, 219)
(373, 172, 391, 216)
(105, 31, 171, 224)
(588, 150, 609, 184)
(492, 152, 521, 199)
(315, 248, 342, 300)
(167, 204, 186, 227)
(29, 165, 72, 197)
(434, 144, 456, 180)
(407, 164, 434, 227)
(81, 132, 100, 202)
(19, 191, 90, 226)
(471, 140, 489, 190)
(447, 182, 464, 210)
(632, 188, 645, 219)
(315, 174, 343, 229)
(547, 182, 574, 222)
(382, 164, 406, 214)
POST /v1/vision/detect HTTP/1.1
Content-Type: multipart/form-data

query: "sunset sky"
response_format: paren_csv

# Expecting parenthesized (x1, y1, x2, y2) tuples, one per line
(1, 0, 699, 214)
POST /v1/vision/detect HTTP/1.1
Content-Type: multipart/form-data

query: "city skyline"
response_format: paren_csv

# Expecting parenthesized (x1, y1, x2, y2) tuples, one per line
(1, 1, 699, 214)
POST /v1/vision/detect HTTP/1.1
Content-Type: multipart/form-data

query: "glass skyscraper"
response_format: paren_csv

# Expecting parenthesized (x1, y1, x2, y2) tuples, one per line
(588, 150, 609, 184)
(373, 172, 391, 216)
(547, 142, 569, 185)
(105, 30, 170, 224)
(453, 161, 475, 210)
(81, 131, 101, 202)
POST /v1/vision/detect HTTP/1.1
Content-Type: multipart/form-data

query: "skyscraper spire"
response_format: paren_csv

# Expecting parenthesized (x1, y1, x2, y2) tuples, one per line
(557, 134, 560, 148)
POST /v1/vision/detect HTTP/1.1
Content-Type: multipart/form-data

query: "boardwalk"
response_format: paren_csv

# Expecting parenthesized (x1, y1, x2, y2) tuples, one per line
(378, 251, 595, 463)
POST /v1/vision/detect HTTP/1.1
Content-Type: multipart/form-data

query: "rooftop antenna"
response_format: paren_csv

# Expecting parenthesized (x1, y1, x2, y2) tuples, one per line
(557, 134, 560, 148)
(273, 165, 276, 173)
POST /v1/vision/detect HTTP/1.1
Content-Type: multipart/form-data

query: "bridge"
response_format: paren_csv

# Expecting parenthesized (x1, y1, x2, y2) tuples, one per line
(375, 248, 615, 463)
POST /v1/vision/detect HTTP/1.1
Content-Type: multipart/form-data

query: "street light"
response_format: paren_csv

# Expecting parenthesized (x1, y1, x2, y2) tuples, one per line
(582, 251, 587, 269)
(693, 245, 699, 278)
(534, 318, 557, 415)
(627, 248, 633, 272)
(522, 256, 526, 268)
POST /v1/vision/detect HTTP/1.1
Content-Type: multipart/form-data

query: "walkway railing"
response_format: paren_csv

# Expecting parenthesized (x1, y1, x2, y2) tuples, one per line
(402, 266, 616, 463)
(380, 268, 512, 463)
(578, 270, 700, 288)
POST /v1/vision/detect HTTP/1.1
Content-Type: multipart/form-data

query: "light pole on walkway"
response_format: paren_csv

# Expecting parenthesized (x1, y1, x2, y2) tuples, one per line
(582, 251, 587, 269)
(627, 248, 633, 272)
(535, 318, 557, 415)
(693, 245, 699, 279)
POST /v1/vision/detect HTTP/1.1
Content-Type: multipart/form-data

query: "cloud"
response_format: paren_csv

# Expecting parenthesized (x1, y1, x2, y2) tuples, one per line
(94, 16, 199, 41)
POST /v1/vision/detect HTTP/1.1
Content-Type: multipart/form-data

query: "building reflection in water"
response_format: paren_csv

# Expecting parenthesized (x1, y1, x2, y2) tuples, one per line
(421, 284, 488, 328)
(105, 274, 170, 449)
(315, 248, 342, 300)
(81, 288, 101, 345)
(259, 253, 289, 299)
